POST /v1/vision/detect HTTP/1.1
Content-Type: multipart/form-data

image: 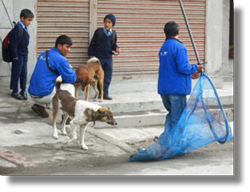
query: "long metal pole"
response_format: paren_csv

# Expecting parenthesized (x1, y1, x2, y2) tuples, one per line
(178, 0, 201, 64)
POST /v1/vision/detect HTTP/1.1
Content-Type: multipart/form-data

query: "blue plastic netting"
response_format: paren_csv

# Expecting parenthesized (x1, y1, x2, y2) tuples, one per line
(130, 73, 233, 162)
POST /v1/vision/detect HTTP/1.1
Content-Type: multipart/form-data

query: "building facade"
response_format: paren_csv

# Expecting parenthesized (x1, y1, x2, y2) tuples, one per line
(0, 0, 231, 88)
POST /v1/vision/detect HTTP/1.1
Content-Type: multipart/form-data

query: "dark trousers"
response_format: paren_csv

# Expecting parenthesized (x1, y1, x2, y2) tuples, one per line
(10, 54, 28, 93)
(99, 58, 113, 97)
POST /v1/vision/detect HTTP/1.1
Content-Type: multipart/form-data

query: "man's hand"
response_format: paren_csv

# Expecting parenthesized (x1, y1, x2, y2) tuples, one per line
(116, 47, 121, 54)
(191, 71, 200, 79)
(113, 47, 121, 56)
(197, 63, 203, 72)
(192, 63, 203, 79)
(56, 76, 63, 83)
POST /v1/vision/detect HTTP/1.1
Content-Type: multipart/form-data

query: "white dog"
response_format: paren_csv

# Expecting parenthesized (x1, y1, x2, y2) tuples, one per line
(52, 84, 117, 150)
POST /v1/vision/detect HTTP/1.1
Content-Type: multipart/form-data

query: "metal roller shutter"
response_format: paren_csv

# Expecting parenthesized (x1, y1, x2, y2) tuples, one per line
(97, 0, 206, 75)
(37, 0, 89, 68)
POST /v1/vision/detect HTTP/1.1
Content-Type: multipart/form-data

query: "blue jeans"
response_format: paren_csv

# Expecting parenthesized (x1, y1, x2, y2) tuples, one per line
(160, 95, 187, 134)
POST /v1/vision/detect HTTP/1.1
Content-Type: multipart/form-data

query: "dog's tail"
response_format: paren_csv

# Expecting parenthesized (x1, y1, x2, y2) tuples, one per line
(55, 76, 63, 91)
(53, 81, 61, 120)
(55, 81, 61, 91)
(87, 57, 100, 65)
(87, 57, 103, 74)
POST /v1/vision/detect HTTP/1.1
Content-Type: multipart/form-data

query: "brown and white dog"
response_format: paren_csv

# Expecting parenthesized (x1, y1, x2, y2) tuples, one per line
(75, 57, 104, 102)
(52, 84, 117, 150)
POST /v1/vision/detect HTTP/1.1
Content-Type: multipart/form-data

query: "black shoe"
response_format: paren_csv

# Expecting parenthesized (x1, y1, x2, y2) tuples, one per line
(103, 95, 112, 100)
(11, 92, 23, 100)
(61, 115, 71, 125)
(31, 104, 49, 118)
(66, 118, 71, 125)
(20, 91, 28, 100)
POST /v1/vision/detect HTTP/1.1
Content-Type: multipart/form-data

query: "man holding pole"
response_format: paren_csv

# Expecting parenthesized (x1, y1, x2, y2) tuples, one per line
(158, 21, 203, 134)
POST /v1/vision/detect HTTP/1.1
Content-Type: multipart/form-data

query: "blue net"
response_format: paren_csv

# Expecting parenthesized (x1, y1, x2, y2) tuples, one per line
(130, 73, 233, 162)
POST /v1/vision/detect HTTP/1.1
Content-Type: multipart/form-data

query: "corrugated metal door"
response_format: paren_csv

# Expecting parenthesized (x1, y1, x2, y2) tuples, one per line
(37, 0, 89, 68)
(97, 0, 206, 75)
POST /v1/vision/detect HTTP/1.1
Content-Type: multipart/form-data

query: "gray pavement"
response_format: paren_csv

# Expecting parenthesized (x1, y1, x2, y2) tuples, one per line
(0, 80, 234, 175)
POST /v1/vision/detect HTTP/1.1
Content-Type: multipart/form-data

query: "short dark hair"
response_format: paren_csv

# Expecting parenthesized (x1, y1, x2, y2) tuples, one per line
(55, 35, 73, 48)
(20, 9, 34, 19)
(164, 21, 180, 38)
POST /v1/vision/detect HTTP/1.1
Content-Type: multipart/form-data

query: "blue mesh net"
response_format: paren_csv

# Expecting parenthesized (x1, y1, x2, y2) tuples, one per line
(130, 73, 233, 162)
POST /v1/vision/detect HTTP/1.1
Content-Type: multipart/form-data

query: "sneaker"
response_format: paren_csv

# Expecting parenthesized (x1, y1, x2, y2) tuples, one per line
(20, 91, 28, 100)
(11, 92, 23, 100)
(103, 95, 112, 100)
(31, 104, 49, 118)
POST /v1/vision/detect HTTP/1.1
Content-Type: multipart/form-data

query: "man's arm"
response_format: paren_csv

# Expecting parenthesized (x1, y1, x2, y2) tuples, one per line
(176, 47, 198, 75)
(112, 32, 121, 54)
(57, 59, 77, 84)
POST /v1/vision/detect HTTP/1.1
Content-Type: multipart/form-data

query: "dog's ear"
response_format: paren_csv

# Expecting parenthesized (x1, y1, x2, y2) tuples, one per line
(97, 108, 109, 114)
(97, 108, 104, 114)
(97, 108, 112, 116)
(84, 108, 92, 120)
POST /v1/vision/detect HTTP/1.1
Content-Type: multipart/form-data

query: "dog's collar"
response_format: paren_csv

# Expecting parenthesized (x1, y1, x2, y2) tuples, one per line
(87, 109, 96, 127)
(91, 110, 96, 126)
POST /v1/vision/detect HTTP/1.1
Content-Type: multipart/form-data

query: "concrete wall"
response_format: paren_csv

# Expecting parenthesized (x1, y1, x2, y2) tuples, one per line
(206, 0, 231, 88)
(222, 0, 232, 77)
(0, 0, 37, 86)
(0, 0, 13, 80)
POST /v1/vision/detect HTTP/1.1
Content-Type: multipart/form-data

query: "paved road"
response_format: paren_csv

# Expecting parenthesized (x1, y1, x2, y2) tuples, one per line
(50, 141, 233, 175)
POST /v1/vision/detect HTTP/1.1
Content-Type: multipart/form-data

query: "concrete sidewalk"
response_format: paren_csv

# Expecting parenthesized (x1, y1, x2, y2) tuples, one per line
(0, 79, 233, 175)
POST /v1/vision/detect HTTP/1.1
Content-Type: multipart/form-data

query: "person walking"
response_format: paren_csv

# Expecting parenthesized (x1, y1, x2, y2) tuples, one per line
(158, 21, 202, 134)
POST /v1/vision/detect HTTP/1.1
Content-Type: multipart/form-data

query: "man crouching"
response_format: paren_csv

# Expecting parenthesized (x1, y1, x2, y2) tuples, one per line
(28, 35, 76, 117)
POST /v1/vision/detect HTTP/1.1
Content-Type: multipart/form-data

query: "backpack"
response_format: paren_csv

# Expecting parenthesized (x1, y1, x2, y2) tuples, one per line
(2, 23, 24, 62)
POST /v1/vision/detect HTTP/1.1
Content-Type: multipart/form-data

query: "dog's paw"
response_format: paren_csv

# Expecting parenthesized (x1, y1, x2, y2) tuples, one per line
(82, 145, 88, 150)
(53, 134, 59, 140)
(62, 131, 67, 136)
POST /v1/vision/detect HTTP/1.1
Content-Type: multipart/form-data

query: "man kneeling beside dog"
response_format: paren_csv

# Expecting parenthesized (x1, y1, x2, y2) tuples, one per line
(28, 35, 77, 118)
(28, 35, 105, 117)
(28, 35, 117, 150)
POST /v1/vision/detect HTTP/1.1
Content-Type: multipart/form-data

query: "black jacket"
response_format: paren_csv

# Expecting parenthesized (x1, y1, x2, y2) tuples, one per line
(10, 22, 30, 60)
(88, 28, 118, 59)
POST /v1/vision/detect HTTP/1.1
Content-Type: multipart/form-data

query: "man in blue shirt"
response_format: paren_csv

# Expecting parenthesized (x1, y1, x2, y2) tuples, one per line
(28, 35, 77, 118)
(158, 21, 202, 134)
